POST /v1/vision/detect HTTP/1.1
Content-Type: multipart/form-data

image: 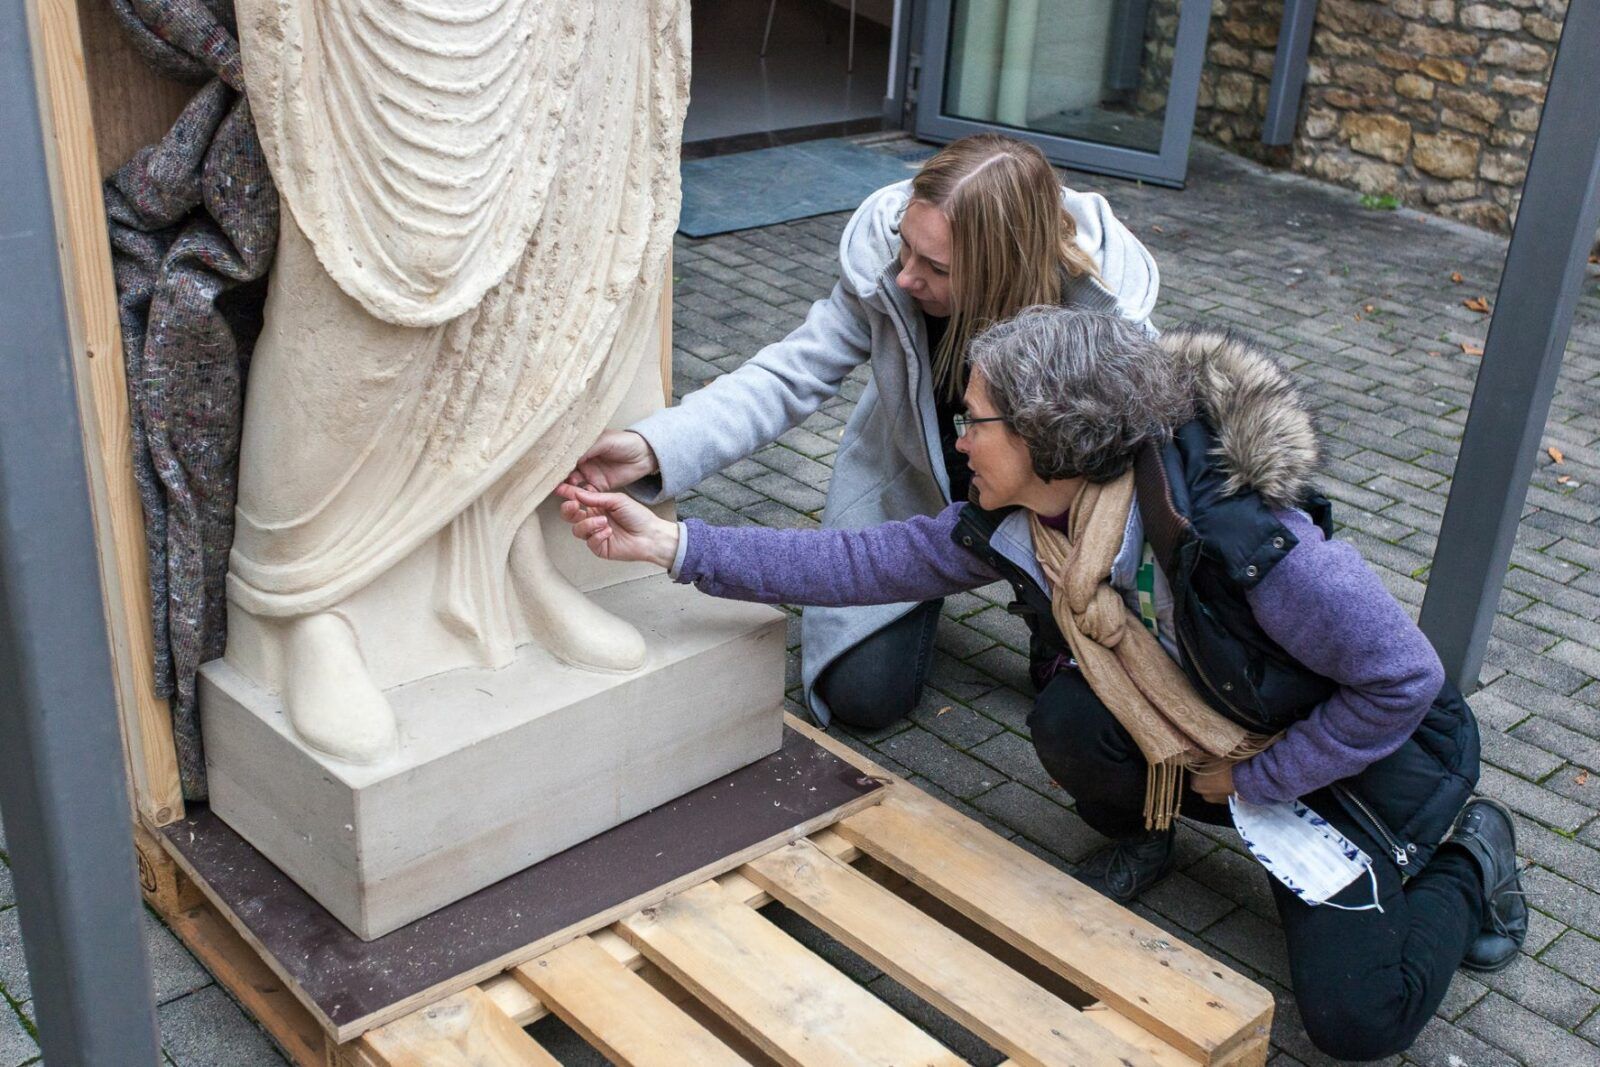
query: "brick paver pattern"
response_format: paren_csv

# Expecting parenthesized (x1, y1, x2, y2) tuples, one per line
(1, 137, 1597, 1066)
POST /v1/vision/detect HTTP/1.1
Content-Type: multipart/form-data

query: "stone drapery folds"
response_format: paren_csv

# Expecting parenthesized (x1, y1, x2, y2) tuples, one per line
(228, 0, 689, 621)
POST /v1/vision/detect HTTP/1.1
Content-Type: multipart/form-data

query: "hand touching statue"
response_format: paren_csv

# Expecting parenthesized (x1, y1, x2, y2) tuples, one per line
(554, 483, 679, 568)
(570, 430, 660, 491)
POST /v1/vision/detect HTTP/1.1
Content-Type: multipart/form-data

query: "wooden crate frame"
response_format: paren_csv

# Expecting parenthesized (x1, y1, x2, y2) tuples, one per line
(35, 2, 1273, 1064)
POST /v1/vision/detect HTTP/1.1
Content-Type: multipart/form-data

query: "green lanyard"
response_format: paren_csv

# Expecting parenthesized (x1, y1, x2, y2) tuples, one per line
(1135, 541, 1160, 636)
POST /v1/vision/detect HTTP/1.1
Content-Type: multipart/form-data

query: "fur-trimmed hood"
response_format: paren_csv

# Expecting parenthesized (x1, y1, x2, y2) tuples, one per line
(1158, 325, 1318, 510)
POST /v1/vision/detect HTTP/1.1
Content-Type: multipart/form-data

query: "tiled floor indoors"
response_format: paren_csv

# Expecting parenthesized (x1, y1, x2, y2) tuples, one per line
(2, 136, 1597, 1065)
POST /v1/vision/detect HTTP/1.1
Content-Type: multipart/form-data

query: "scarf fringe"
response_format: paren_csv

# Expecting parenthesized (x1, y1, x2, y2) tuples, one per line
(1145, 759, 1185, 831)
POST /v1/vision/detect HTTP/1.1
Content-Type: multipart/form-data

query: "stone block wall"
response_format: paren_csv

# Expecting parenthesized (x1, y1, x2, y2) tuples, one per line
(1184, 0, 1565, 233)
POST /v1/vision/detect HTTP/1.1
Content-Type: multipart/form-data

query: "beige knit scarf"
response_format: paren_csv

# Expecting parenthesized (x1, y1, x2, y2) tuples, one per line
(1029, 473, 1277, 830)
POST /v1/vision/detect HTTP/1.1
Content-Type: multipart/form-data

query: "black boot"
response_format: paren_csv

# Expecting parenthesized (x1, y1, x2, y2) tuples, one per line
(1449, 798, 1529, 973)
(1075, 827, 1176, 903)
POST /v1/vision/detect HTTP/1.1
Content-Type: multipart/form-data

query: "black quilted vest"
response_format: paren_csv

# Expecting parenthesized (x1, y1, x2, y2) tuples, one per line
(951, 418, 1480, 870)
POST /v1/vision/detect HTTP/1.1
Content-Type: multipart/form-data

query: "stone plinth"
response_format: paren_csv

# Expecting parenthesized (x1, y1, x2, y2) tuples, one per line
(200, 574, 786, 939)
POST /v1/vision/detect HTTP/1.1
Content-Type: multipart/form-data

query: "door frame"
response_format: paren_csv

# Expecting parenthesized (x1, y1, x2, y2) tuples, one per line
(914, 0, 1214, 187)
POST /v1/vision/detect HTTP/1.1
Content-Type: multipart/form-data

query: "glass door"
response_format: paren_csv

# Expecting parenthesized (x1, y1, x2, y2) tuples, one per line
(916, 0, 1213, 187)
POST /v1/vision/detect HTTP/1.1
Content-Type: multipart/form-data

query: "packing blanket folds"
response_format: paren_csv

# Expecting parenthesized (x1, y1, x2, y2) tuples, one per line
(104, 0, 278, 799)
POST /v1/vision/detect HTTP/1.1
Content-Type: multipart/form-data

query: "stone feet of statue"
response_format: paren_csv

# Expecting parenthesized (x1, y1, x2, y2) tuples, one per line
(510, 516, 646, 673)
(284, 612, 400, 763)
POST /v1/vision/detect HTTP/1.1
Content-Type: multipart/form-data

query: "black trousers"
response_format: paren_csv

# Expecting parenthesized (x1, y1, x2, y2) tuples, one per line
(1030, 667, 1485, 1062)
(814, 599, 943, 730)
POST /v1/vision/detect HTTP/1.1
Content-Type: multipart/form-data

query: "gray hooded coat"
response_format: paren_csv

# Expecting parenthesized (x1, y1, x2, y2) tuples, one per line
(629, 179, 1160, 722)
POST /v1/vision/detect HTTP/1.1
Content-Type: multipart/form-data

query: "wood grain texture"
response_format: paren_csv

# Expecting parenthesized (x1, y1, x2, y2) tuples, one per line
(743, 839, 1158, 1067)
(74, 0, 192, 176)
(478, 831, 863, 1029)
(834, 786, 1273, 1065)
(354, 988, 560, 1067)
(514, 936, 748, 1067)
(29, 0, 186, 826)
(618, 880, 964, 1067)
(158, 892, 330, 1067)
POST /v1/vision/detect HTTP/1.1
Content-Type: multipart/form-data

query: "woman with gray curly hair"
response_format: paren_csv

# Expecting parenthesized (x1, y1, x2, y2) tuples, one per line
(556, 307, 1521, 1061)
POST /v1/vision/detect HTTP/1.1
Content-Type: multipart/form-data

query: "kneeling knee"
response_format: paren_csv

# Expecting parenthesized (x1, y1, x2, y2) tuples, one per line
(1298, 999, 1418, 1062)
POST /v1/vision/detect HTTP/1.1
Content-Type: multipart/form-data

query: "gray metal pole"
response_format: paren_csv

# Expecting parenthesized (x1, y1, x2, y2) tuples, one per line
(0, 4, 164, 1064)
(1262, 0, 1319, 146)
(1419, 0, 1600, 690)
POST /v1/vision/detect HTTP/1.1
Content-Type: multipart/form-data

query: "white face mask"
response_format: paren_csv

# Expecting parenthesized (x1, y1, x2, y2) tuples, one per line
(1229, 796, 1383, 912)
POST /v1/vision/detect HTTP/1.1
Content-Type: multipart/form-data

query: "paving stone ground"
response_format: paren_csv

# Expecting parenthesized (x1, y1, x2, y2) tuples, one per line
(2, 136, 1597, 1065)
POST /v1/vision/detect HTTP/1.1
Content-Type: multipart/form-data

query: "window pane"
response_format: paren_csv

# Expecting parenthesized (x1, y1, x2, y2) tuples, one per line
(941, 0, 1175, 155)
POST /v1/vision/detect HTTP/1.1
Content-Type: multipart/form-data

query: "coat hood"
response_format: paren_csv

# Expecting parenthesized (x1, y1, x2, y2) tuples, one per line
(1159, 324, 1319, 510)
(836, 179, 1160, 324)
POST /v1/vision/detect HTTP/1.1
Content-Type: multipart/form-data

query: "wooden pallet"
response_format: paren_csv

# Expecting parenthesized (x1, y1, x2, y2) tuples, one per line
(135, 720, 1272, 1067)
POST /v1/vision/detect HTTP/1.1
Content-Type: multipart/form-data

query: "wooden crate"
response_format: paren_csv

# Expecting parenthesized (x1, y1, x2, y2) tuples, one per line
(133, 719, 1272, 1067)
(38, 3, 1272, 1065)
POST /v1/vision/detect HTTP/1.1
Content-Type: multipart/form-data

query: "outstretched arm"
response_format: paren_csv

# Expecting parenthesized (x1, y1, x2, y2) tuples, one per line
(621, 282, 874, 502)
(556, 486, 998, 607)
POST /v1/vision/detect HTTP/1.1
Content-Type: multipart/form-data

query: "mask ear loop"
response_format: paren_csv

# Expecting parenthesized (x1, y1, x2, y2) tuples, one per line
(1313, 862, 1384, 914)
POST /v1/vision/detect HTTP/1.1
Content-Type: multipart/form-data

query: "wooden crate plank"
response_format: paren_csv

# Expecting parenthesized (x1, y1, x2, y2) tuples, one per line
(158, 900, 329, 1067)
(835, 787, 1272, 1065)
(515, 936, 748, 1067)
(354, 988, 559, 1067)
(743, 840, 1160, 1067)
(660, 249, 673, 403)
(481, 832, 863, 1030)
(1080, 1005, 1199, 1067)
(617, 880, 962, 1067)
(29, 0, 185, 825)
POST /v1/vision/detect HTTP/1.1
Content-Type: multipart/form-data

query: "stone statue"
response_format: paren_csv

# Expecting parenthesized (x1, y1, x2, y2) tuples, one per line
(226, 0, 690, 763)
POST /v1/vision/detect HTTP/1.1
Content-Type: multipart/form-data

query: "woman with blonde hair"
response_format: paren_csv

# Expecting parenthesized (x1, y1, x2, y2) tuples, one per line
(573, 133, 1158, 729)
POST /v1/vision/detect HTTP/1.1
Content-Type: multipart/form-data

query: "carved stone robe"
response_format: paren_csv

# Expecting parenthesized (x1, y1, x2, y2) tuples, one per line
(228, 0, 687, 675)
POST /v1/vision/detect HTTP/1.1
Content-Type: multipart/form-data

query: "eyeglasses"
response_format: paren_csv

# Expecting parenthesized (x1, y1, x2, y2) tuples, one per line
(952, 413, 1006, 438)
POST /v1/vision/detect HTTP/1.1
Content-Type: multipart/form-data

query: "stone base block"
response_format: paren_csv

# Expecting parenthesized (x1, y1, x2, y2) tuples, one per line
(200, 573, 786, 939)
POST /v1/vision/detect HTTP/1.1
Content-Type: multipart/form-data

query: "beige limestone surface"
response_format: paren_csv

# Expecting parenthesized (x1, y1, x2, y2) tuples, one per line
(220, 0, 693, 763)
(203, 574, 788, 940)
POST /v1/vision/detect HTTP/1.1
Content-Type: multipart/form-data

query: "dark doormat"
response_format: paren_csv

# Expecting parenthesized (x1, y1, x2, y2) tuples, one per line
(162, 725, 885, 1041)
(678, 138, 929, 237)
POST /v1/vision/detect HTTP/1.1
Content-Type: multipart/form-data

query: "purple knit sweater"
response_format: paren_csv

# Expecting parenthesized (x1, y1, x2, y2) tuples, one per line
(677, 503, 1444, 806)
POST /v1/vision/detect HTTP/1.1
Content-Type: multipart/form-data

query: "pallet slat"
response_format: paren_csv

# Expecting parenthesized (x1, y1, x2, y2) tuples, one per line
(618, 880, 963, 1067)
(514, 936, 748, 1067)
(743, 839, 1159, 1067)
(354, 987, 559, 1067)
(478, 829, 863, 1029)
(835, 787, 1272, 1065)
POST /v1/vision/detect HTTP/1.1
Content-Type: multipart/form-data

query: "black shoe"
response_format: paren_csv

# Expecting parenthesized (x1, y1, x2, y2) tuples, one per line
(1449, 798, 1529, 973)
(1075, 828, 1176, 903)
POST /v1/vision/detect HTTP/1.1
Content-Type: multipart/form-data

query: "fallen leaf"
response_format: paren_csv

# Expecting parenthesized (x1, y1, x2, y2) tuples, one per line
(1590, 255, 1599, 265)
(1427, 350, 1442, 357)
(1558, 474, 1572, 484)
(1354, 313, 1363, 321)
(1463, 296, 1491, 313)
(1364, 303, 1376, 313)
(1460, 341, 1484, 356)
(1548, 445, 1565, 464)
(1151, 224, 1165, 233)
(936, 705, 951, 716)
(1577, 769, 1590, 786)
(1450, 271, 1464, 283)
